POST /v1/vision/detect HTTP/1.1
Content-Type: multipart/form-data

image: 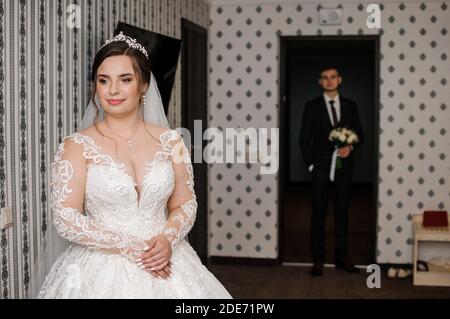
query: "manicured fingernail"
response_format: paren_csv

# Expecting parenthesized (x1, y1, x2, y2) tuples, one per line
(144, 246, 150, 251)
(140, 265, 145, 269)
(137, 262, 143, 266)
(150, 267, 155, 270)
(136, 258, 142, 262)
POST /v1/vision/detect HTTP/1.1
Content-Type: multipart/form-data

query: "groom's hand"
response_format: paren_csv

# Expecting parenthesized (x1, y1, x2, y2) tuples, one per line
(337, 145, 352, 158)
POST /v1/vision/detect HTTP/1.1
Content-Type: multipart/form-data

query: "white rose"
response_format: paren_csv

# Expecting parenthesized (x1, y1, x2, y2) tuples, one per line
(347, 135, 355, 144)
(330, 130, 337, 140)
(339, 134, 346, 142)
(349, 134, 359, 144)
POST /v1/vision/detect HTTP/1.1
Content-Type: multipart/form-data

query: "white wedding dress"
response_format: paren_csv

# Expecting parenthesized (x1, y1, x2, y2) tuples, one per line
(38, 129, 232, 299)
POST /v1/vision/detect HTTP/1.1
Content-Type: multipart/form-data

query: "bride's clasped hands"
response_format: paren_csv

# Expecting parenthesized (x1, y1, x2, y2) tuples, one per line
(137, 234, 173, 280)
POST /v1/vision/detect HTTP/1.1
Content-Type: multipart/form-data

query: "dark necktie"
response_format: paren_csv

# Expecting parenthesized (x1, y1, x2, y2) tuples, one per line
(329, 100, 338, 127)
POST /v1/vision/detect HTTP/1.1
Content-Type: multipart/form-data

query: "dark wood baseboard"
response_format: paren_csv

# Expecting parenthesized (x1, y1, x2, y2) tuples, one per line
(208, 256, 280, 267)
(208, 258, 412, 271)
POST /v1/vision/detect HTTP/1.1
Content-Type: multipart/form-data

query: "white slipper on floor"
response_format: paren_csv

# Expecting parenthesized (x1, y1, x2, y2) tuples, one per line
(387, 267, 398, 279)
(397, 269, 412, 279)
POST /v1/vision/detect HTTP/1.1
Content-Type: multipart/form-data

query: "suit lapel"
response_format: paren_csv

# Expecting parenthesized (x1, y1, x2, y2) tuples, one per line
(339, 96, 348, 127)
(321, 96, 334, 128)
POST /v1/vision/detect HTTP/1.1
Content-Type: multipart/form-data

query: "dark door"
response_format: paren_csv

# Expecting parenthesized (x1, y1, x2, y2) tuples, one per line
(181, 19, 208, 264)
(279, 36, 379, 265)
(115, 22, 181, 113)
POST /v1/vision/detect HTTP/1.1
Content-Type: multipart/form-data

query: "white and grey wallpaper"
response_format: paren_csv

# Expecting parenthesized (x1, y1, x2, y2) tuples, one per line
(1, 0, 208, 300)
(208, 1, 450, 262)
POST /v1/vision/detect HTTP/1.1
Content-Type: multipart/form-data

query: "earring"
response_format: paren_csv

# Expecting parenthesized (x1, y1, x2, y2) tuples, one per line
(142, 94, 146, 107)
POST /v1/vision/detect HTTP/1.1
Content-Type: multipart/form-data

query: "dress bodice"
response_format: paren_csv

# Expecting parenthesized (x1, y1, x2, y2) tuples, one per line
(68, 130, 178, 238)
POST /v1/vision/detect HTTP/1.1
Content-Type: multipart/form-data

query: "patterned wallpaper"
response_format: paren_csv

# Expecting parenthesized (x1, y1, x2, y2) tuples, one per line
(208, 1, 450, 262)
(1, 0, 208, 300)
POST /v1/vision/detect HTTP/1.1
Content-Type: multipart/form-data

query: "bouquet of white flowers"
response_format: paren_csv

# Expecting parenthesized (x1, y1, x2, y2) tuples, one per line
(328, 127, 359, 169)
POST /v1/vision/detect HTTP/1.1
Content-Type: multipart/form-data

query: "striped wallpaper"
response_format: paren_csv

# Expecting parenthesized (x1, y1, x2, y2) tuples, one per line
(1, 0, 208, 299)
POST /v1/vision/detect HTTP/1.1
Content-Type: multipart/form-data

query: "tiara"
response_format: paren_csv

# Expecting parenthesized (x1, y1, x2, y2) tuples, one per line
(102, 31, 149, 59)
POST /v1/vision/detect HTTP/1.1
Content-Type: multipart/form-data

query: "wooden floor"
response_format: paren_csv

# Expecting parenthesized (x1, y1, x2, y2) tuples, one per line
(282, 183, 374, 265)
(208, 263, 450, 299)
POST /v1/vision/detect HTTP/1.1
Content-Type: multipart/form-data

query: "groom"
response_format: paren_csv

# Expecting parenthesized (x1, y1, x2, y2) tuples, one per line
(299, 66, 364, 277)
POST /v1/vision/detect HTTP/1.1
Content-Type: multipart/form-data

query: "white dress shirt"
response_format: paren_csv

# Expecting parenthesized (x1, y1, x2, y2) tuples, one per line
(323, 93, 341, 126)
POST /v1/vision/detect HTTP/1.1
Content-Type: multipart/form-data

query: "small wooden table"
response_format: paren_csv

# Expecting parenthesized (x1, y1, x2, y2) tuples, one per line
(413, 214, 450, 287)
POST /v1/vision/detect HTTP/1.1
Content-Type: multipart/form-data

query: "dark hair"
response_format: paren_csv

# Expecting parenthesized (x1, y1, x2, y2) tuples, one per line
(319, 65, 340, 77)
(89, 40, 158, 160)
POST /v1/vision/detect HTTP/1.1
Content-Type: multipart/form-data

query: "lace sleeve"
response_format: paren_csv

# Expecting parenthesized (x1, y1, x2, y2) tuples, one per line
(161, 132, 198, 249)
(50, 136, 148, 261)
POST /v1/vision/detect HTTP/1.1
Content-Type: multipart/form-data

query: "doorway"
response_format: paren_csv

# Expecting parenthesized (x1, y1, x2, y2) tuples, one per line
(279, 36, 380, 265)
(181, 18, 208, 264)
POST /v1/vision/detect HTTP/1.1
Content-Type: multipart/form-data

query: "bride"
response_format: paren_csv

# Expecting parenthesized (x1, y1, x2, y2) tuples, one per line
(31, 32, 232, 299)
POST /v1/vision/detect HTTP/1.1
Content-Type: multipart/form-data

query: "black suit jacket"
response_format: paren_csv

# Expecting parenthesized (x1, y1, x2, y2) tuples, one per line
(299, 95, 364, 172)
